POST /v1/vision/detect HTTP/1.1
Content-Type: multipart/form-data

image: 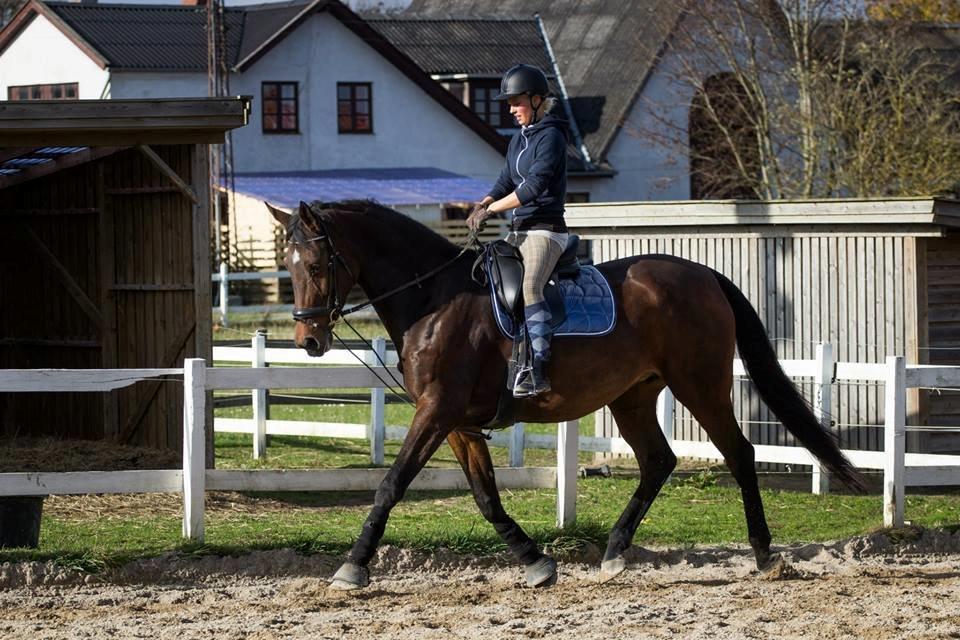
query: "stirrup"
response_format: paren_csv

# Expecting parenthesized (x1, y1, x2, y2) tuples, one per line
(513, 364, 551, 398)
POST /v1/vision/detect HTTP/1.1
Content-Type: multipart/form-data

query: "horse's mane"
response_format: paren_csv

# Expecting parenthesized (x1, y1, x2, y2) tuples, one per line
(295, 200, 460, 255)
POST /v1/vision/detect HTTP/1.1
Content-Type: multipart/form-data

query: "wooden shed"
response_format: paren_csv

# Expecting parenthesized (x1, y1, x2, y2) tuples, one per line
(566, 198, 960, 455)
(0, 98, 249, 452)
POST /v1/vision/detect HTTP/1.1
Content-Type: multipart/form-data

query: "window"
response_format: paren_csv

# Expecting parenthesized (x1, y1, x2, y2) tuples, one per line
(7, 83, 78, 101)
(337, 82, 372, 133)
(469, 80, 515, 129)
(262, 82, 299, 133)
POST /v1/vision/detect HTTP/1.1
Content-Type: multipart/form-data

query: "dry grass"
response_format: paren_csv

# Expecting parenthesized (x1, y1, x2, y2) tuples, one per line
(0, 438, 179, 473)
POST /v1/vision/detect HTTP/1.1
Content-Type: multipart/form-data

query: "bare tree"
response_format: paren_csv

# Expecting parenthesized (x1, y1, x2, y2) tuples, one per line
(630, 0, 960, 199)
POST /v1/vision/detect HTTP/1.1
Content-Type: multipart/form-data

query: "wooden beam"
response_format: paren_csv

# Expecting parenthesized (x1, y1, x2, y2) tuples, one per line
(0, 208, 99, 217)
(136, 145, 198, 204)
(118, 322, 195, 444)
(98, 162, 119, 440)
(20, 224, 104, 329)
(191, 143, 214, 466)
(0, 338, 99, 348)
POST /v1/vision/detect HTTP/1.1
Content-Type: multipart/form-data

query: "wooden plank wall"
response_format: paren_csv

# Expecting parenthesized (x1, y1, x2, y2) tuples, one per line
(590, 233, 912, 456)
(0, 159, 103, 439)
(924, 234, 960, 452)
(0, 146, 198, 450)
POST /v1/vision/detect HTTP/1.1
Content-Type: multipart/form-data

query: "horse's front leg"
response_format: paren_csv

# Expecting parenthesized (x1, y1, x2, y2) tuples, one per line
(329, 396, 455, 590)
(447, 431, 557, 587)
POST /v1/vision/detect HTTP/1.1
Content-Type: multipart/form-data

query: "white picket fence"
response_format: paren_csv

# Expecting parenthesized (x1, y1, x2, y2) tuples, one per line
(1, 346, 959, 544)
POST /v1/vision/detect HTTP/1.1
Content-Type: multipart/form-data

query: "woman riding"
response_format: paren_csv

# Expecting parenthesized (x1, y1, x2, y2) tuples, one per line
(467, 63, 570, 398)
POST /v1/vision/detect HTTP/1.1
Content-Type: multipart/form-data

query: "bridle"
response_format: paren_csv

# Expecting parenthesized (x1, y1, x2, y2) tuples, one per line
(288, 209, 481, 326)
(288, 214, 352, 324)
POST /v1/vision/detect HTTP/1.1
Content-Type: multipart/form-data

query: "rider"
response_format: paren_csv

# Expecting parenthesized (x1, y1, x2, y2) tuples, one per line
(467, 63, 570, 397)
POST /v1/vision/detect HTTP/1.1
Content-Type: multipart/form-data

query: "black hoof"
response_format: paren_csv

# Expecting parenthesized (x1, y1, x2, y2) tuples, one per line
(525, 555, 558, 588)
(329, 561, 369, 591)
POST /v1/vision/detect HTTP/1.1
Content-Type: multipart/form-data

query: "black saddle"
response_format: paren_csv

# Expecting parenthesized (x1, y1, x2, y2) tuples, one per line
(481, 235, 581, 328)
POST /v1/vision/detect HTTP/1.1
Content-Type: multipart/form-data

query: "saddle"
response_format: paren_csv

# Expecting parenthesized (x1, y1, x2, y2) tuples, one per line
(474, 235, 617, 428)
(484, 235, 582, 329)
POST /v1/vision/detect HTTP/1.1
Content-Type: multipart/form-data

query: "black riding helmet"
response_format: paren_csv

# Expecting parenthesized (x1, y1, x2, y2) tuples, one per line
(494, 64, 549, 101)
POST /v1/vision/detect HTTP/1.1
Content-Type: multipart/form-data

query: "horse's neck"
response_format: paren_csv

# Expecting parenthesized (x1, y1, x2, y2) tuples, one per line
(346, 217, 465, 350)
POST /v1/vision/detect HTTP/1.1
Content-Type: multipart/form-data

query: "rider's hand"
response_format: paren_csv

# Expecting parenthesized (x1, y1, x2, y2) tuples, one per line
(466, 203, 490, 231)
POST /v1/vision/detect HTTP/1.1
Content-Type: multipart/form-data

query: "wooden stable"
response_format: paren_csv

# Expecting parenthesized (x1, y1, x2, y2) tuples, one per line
(566, 198, 960, 455)
(0, 98, 249, 451)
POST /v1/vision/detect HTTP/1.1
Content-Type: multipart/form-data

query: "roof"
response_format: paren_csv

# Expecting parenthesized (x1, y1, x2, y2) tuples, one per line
(564, 197, 960, 232)
(226, 167, 491, 208)
(365, 18, 552, 76)
(401, 0, 685, 163)
(0, 0, 507, 154)
(0, 97, 250, 146)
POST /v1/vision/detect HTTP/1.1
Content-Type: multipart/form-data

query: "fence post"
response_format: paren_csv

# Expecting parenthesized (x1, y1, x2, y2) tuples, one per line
(218, 262, 229, 328)
(557, 419, 579, 527)
(509, 422, 525, 467)
(368, 337, 386, 466)
(252, 329, 267, 460)
(812, 343, 834, 495)
(883, 355, 906, 528)
(656, 387, 675, 482)
(182, 358, 206, 542)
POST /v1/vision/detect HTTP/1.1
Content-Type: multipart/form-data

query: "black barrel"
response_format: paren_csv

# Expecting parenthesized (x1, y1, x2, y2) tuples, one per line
(0, 496, 44, 548)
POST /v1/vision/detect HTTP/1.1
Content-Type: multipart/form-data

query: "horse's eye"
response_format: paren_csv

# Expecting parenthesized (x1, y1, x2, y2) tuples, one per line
(309, 264, 323, 275)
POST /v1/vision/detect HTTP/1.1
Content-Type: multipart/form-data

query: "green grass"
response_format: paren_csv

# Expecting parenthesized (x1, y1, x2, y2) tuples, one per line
(7, 477, 960, 570)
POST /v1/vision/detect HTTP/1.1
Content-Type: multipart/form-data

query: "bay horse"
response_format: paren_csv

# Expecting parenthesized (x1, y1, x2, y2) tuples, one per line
(266, 200, 864, 590)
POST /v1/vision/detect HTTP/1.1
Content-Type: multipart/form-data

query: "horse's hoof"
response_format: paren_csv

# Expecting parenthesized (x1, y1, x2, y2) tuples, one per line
(328, 562, 369, 591)
(758, 552, 785, 574)
(525, 555, 558, 588)
(597, 556, 626, 584)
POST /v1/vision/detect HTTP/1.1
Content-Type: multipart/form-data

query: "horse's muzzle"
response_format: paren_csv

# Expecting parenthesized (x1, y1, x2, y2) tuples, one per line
(298, 332, 333, 357)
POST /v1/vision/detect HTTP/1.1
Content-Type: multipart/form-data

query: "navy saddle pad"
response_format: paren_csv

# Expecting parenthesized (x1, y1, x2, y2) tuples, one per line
(490, 264, 617, 340)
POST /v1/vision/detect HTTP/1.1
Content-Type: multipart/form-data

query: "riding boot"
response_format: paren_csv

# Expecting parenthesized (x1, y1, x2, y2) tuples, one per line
(513, 301, 553, 398)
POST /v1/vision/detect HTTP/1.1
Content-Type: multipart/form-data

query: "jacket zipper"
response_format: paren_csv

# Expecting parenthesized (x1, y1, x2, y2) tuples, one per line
(512, 128, 530, 220)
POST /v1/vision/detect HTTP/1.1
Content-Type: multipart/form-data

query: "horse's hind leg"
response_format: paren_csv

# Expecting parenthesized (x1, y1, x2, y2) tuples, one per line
(447, 432, 556, 587)
(670, 381, 778, 571)
(598, 382, 677, 583)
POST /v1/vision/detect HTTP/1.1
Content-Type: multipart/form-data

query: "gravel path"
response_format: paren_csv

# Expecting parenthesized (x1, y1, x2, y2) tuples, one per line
(2, 528, 959, 639)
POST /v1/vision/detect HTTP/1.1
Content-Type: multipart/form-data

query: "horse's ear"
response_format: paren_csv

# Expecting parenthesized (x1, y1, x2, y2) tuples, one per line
(265, 202, 290, 227)
(298, 201, 322, 233)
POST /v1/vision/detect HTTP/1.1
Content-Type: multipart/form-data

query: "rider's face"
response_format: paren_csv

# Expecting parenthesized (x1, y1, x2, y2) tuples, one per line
(508, 94, 537, 126)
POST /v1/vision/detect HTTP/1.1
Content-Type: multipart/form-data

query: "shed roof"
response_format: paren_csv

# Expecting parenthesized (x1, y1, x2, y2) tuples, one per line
(225, 167, 490, 208)
(0, 97, 250, 147)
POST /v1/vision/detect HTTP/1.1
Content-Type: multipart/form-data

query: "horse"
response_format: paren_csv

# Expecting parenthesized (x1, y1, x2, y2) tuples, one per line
(266, 199, 864, 590)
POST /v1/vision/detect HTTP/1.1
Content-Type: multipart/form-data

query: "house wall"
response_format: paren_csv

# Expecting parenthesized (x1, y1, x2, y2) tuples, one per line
(109, 72, 207, 99)
(230, 11, 506, 180)
(0, 14, 110, 99)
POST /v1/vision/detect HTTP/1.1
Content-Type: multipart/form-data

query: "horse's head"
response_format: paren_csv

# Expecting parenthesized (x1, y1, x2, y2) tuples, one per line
(267, 201, 358, 356)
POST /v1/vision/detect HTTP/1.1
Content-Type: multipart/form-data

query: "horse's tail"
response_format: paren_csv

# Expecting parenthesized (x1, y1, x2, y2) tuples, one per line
(712, 270, 866, 492)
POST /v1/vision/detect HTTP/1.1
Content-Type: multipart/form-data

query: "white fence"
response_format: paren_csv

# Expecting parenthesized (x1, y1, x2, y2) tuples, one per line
(1, 346, 959, 545)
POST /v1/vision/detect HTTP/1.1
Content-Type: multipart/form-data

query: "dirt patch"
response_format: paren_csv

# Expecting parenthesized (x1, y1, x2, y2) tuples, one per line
(1, 528, 959, 639)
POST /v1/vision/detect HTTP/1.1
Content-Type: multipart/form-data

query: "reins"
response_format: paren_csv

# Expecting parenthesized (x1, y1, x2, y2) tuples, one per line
(288, 216, 489, 436)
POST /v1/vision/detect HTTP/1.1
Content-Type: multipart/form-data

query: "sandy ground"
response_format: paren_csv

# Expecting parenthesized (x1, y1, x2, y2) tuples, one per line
(1, 528, 959, 640)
